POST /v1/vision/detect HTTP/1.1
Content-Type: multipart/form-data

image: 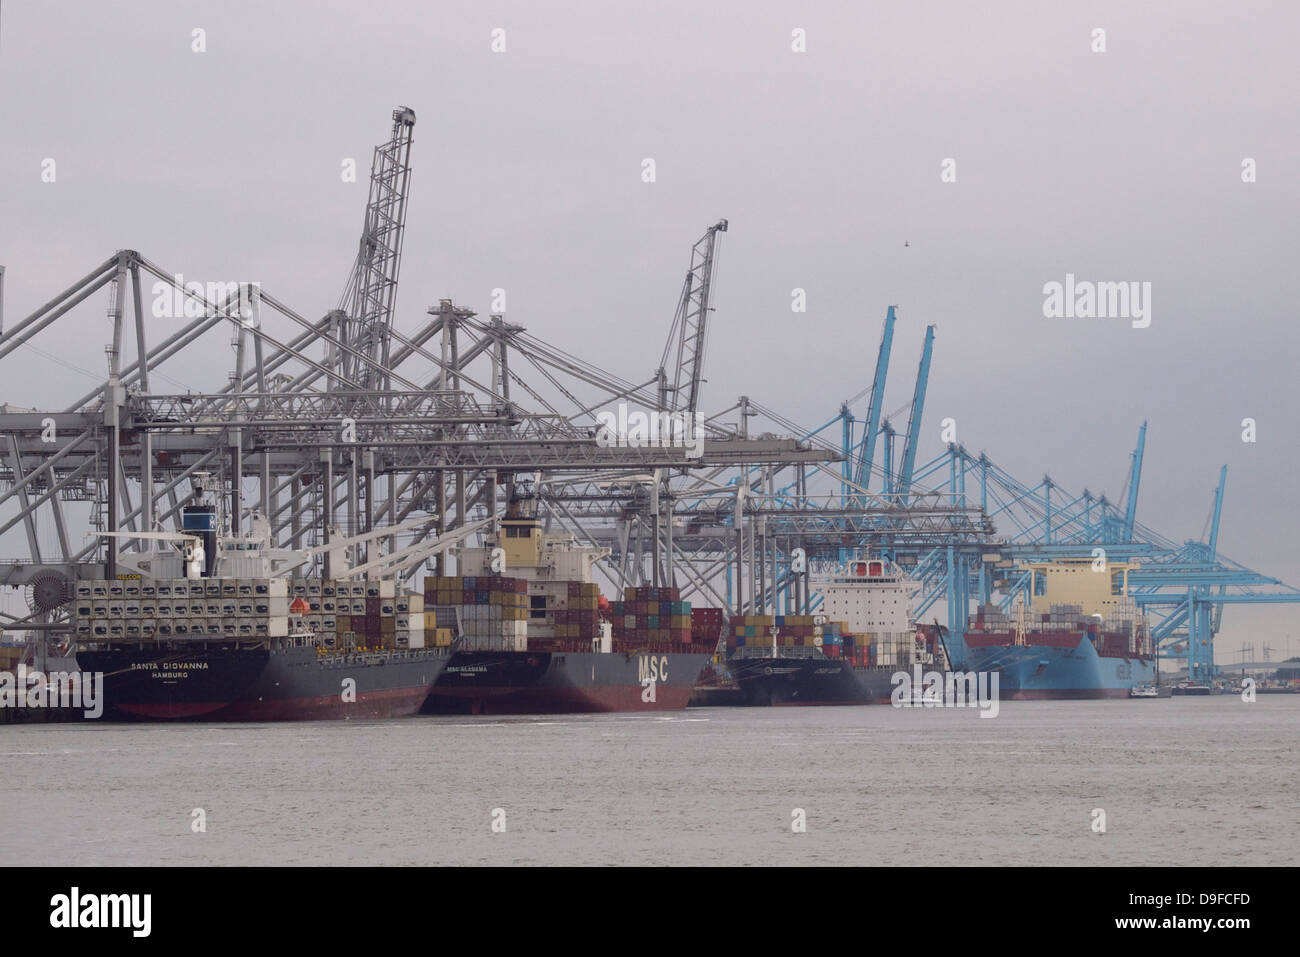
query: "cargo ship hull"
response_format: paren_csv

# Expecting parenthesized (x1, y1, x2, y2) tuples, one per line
(728, 656, 899, 706)
(422, 650, 713, 714)
(959, 637, 1155, 700)
(77, 642, 448, 721)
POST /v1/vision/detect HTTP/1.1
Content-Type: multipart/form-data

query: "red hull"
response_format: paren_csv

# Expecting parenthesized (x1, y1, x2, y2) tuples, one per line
(423, 684, 695, 715)
(115, 686, 431, 721)
(998, 687, 1133, 701)
(769, 699, 892, 706)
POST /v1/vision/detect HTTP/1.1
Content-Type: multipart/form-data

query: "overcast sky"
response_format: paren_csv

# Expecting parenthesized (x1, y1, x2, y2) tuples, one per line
(1, 1, 1297, 659)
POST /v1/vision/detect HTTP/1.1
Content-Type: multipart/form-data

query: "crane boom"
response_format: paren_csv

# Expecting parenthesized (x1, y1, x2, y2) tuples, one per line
(853, 305, 896, 489)
(659, 219, 728, 416)
(1123, 421, 1147, 540)
(340, 107, 417, 391)
(896, 324, 934, 498)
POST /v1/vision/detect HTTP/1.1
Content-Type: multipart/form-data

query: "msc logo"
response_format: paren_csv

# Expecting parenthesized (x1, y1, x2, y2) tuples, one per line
(637, 655, 669, 684)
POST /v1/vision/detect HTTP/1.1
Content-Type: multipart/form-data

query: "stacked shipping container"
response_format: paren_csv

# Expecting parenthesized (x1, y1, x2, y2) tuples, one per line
(422, 575, 529, 651)
(72, 577, 428, 651)
(690, 606, 725, 647)
(612, 586, 691, 644)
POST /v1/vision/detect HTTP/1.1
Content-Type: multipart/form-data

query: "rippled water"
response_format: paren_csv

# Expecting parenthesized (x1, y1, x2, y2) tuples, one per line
(2, 697, 1295, 866)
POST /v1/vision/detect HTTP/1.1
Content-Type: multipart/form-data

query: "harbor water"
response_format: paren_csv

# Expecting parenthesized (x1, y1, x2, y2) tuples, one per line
(2, 697, 1295, 866)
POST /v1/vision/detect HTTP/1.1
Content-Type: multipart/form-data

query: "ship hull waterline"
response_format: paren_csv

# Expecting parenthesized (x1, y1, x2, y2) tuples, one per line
(76, 643, 448, 722)
(423, 650, 713, 715)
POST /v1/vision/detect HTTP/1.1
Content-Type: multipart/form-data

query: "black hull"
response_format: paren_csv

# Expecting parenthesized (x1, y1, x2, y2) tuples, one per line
(423, 650, 711, 714)
(76, 643, 448, 721)
(729, 655, 897, 705)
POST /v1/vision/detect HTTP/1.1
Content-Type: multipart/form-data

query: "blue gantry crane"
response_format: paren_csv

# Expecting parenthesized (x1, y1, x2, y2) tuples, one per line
(793, 311, 1300, 677)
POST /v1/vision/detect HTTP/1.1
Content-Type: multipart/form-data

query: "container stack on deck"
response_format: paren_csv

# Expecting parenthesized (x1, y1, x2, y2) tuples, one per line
(323, 580, 426, 651)
(72, 577, 429, 651)
(690, 606, 725, 648)
(613, 586, 691, 643)
(772, 614, 817, 647)
(520, 579, 603, 653)
(422, 575, 529, 651)
(725, 614, 881, 666)
(74, 578, 292, 643)
(728, 613, 775, 650)
(551, 581, 602, 638)
(971, 602, 1011, 632)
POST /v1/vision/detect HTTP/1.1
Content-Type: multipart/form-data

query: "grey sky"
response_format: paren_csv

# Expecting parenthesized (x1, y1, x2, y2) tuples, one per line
(1, 1, 1297, 658)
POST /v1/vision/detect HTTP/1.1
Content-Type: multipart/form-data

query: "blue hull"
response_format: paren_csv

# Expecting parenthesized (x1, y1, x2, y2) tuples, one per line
(960, 637, 1156, 699)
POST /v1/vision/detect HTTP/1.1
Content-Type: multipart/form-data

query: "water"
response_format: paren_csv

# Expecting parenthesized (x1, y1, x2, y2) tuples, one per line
(2, 697, 1296, 866)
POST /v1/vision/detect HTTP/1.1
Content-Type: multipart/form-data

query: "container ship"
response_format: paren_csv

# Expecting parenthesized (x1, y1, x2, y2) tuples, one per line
(957, 558, 1156, 699)
(72, 477, 448, 721)
(728, 558, 946, 706)
(421, 497, 715, 714)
